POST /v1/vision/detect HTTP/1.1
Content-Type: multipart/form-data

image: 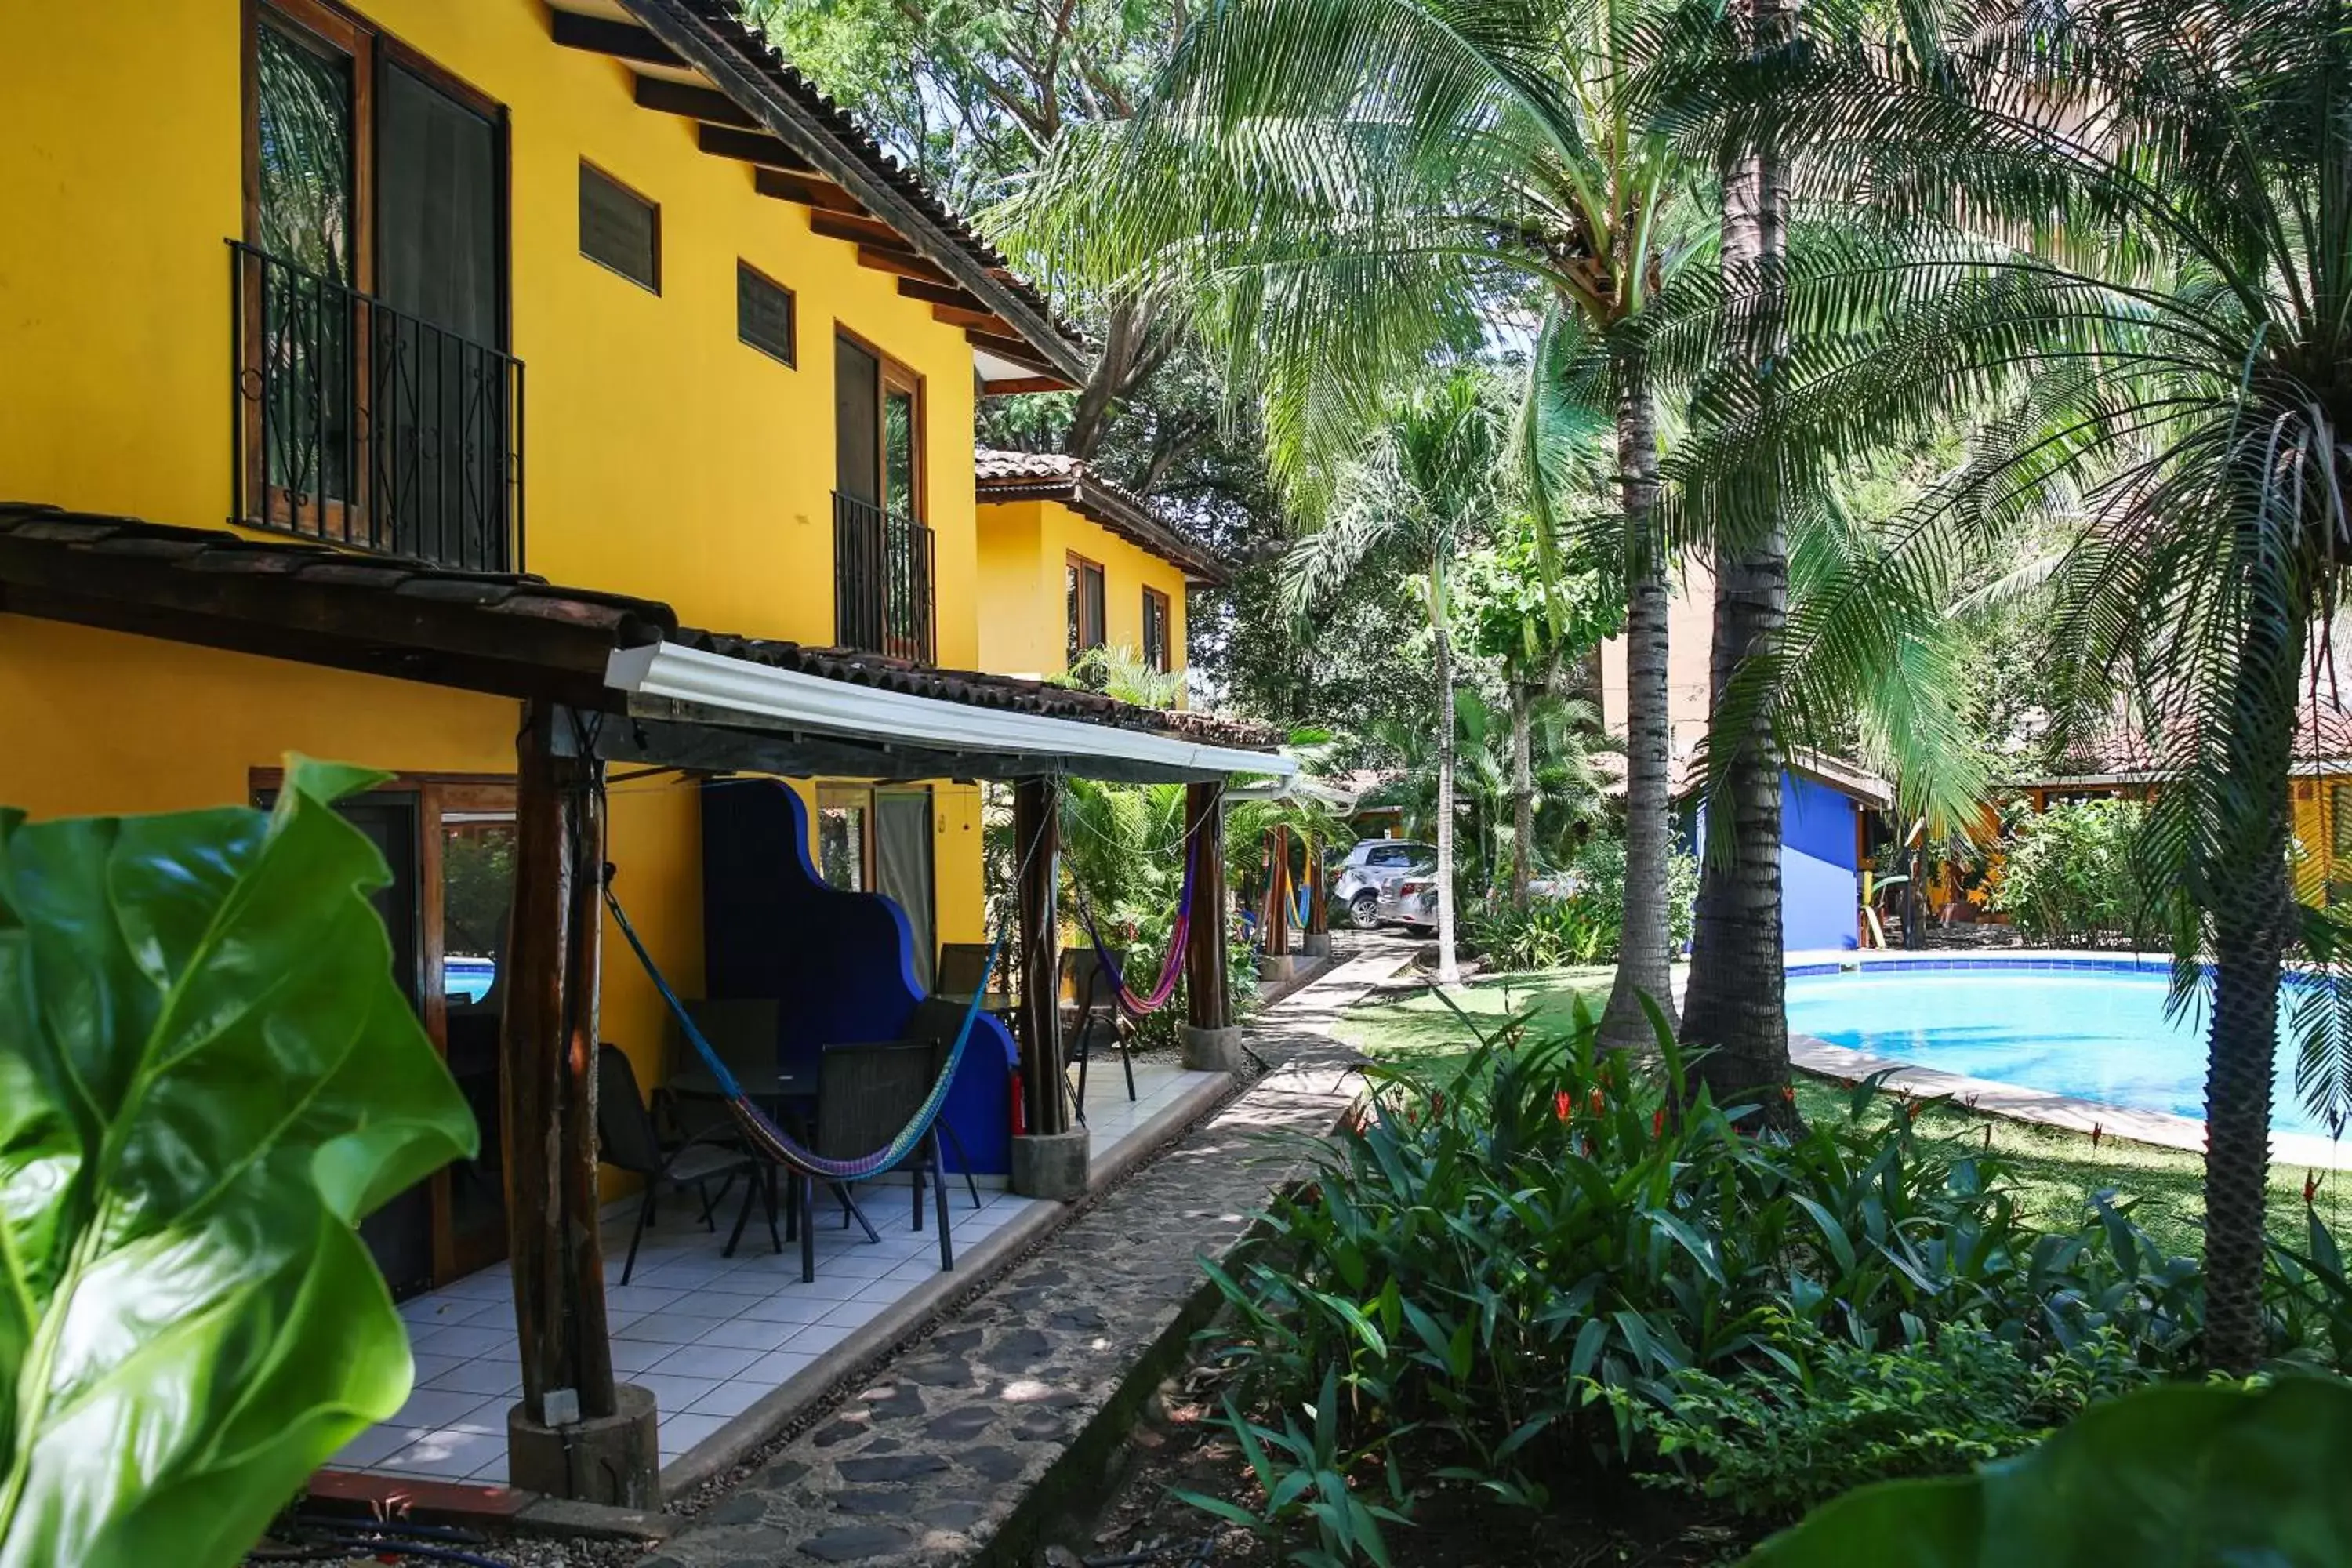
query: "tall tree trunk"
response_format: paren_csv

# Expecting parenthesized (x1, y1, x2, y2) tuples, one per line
(1510, 677, 1534, 908)
(1431, 552, 1462, 986)
(1602, 350, 1680, 1049)
(1682, 0, 1794, 1120)
(2203, 599, 2306, 1373)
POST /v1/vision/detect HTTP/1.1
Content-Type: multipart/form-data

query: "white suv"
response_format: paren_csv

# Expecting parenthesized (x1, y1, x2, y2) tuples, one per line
(1329, 839, 1438, 929)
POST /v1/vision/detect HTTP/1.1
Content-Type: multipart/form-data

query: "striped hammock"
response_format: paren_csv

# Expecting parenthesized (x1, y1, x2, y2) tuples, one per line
(603, 880, 995, 1182)
(1073, 825, 1200, 1016)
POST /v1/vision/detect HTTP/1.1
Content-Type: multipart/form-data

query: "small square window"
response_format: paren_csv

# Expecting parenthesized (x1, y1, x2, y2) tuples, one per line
(738, 261, 796, 365)
(579, 162, 658, 292)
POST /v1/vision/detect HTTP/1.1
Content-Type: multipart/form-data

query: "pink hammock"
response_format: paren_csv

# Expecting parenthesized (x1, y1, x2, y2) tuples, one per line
(1074, 826, 1201, 1015)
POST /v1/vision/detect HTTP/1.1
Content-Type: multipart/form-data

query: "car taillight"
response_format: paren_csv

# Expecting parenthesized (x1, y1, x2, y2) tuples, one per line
(1400, 880, 1432, 896)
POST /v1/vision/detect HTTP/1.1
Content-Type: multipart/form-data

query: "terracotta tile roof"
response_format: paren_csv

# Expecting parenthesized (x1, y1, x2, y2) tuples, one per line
(0, 503, 1273, 750)
(973, 449, 1229, 585)
(2014, 700, 2352, 781)
(1671, 748, 1894, 811)
(621, 0, 1083, 365)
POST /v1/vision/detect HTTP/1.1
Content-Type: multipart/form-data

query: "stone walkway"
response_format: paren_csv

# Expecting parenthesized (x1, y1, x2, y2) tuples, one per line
(633, 941, 1405, 1568)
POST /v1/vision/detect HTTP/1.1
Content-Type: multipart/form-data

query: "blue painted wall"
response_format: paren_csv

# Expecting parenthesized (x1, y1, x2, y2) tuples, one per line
(699, 780, 1017, 1176)
(1780, 773, 1862, 952)
(1686, 771, 1864, 953)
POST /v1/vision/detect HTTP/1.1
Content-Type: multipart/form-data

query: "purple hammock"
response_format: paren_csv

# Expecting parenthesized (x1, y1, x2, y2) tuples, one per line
(1073, 827, 1202, 1015)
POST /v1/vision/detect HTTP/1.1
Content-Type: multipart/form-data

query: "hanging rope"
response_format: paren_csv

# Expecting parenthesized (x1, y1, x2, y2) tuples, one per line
(604, 872, 1000, 1182)
(1072, 823, 1201, 1016)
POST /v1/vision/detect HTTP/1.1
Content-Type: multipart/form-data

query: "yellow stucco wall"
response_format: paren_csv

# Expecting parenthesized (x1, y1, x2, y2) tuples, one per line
(974, 497, 1191, 681)
(1, 0, 983, 660)
(0, 3, 1000, 1210)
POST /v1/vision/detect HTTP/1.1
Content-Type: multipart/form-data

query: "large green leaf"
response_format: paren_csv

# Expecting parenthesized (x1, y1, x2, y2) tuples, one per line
(1744, 1378, 2352, 1568)
(0, 757, 479, 1568)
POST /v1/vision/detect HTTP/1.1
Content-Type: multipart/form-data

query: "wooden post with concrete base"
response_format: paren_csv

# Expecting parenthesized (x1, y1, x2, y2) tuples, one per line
(1181, 782, 1243, 1072)
(1301, 827, 1332, 958)
(1011, 776, 1087, 1197)
(1261, 823, 1297, 982)
(502, 703, 656, 1506)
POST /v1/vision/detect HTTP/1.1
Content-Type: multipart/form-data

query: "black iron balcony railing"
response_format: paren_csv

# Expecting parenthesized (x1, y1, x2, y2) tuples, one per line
(230, 241, 524, 573)
(833, 492, 935, 664)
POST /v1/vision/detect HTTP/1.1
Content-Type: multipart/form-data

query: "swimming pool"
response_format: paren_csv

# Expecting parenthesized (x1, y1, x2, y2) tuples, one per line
(1785, 962, 2324, 1137)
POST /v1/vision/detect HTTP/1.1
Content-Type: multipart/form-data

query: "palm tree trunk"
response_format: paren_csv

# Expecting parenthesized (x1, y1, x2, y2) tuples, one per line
(1682, 0, 1795, 1122)
(1431, 553, 1462, 986)
(2203, 600, 2307, 1373)
(1510, 677, 1534, 907)
(1602, 350, 1679, 1048)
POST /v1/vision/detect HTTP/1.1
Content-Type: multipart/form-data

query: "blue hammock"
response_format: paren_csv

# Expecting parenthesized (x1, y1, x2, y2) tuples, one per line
(604, 879, 996, 1185)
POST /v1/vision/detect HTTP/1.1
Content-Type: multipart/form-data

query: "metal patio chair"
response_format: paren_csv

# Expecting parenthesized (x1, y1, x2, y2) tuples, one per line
(1062, 948, 1137, 1125)
(808, 1037, 956, 1281)
(595, 1044, 776, 1286)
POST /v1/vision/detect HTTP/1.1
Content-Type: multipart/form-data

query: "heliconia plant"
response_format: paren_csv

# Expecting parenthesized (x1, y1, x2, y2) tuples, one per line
(0, 757, 478, 1568)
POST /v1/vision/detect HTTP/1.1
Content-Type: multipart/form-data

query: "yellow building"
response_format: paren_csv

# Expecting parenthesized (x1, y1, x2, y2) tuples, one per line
(2008, 699, 2352, 908)
(973, 449, 1225, 686)
(0, 0, 1268, 1332)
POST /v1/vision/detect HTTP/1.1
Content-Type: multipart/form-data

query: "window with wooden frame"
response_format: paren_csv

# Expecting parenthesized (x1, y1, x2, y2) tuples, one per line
(813, 783, 938, 983)
(737, 260, 796, 365)
(579, 162, 659, 292)
(239, 0, 514, 568)
(1142, 586, 1173, 673)
(1066, 553, 1106, 667)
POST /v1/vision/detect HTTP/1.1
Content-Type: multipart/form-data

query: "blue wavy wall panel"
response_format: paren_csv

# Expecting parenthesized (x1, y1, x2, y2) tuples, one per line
(699, 780, 1016, 1176)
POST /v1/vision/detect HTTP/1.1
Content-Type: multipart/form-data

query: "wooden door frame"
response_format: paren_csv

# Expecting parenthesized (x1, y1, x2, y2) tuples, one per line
(249, 766, 517, 1285)
(833, 325, 927, 521)
(239, 0, 514, 546)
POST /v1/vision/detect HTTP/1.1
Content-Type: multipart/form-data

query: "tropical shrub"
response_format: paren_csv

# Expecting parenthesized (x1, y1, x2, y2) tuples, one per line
(1617, 1322, 2154, 1519)
(1988, 798, 2154, 948)
(1744, 1377, 2352, 1568)
(0, 758, 478, 1568)
(1183, 1005, 2347, 1563)
(1466, 836, 1698, 971)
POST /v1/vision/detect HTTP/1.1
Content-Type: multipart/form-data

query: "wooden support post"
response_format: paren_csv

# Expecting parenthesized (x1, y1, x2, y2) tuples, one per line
(1266, 824, 1293, 958)
(1014, 777, 1065, 1137)
(1184, 782, 1230, 1032)
(1306, 829, 1329, 936)
(503, 702, 617, 1424)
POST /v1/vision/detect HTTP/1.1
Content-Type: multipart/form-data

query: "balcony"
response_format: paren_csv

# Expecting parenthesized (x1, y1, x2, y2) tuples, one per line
(833, 492, 935, 664)
(230, 241, 524, 574)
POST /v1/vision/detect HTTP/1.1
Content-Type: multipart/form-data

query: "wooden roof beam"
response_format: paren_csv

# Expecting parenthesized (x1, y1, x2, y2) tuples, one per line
(809, 208, 917, 249)
(896, 276, 989, 312)
(631, 73, 758, 128)
(550, 9, 683, 68)
(982, 376, 1077, 395)
(698, 122, 816, 172)
(967, 327, 1058, 374)
(855, 245, 955, 285)
(753, 165, 868, 216)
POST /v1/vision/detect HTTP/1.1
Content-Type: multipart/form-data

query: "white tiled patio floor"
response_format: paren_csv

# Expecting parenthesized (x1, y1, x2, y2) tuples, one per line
(335, 1057, 1218, 1483)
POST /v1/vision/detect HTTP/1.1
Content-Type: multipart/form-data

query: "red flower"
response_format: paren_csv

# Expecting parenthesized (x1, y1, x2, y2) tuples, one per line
(1431, 1091, 1446, 1120)
(1780, 1085, 1796, 1105)
(2091, 1122, 2103, 1149)
(1554, 1090, 1573, 1122)
(1651, 1109, 1667, 1138)
(1588, 1088, 1606, 1116)
(2306, 1171, 2325, 1205)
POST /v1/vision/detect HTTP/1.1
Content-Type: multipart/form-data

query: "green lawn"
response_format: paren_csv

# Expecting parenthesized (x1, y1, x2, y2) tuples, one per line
(1334, 965, 2332, 1258)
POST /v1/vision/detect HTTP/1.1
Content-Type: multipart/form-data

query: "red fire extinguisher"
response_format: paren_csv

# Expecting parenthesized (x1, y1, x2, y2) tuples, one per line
(1009, 1064, 1028, 1138)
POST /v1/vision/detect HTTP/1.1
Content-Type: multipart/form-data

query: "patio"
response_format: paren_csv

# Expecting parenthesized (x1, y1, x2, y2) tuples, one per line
(334, 1058, 1219, 1486)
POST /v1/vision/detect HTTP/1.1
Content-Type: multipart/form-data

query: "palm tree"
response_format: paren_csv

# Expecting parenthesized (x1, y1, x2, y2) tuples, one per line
(996, 0, 1708, 1031)
(1289, 372, 1512, 983)
(1658, 0, 2352, 1369)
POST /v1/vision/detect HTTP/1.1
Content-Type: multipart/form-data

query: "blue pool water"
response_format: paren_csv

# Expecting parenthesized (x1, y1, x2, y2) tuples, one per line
(1785, 965, 2321, 1137)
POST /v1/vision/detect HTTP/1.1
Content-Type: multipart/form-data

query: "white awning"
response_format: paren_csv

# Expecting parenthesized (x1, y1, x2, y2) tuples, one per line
(604, 641, 1296, 781)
